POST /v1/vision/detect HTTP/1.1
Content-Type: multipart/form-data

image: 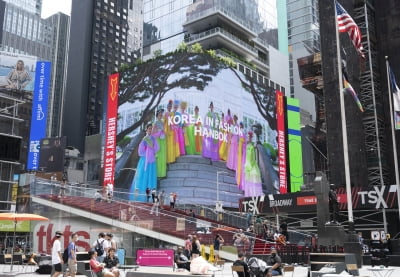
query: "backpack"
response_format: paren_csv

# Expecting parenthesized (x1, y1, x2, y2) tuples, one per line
(62, 247, 69, 263)
(95, 239, 104, 256)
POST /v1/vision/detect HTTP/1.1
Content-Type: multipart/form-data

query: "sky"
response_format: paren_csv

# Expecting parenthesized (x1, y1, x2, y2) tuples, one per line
(41, 0, 71, 18)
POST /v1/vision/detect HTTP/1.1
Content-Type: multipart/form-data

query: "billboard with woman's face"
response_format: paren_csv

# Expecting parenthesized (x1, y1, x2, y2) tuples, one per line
(0, 51, 36, 91)
(113, 52, 280, 207)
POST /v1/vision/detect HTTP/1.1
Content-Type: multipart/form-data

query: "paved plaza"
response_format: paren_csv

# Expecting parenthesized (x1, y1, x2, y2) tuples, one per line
(0, 263, 399, 277)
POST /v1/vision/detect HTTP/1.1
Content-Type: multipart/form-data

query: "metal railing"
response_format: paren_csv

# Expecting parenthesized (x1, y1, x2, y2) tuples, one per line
(185, 27, 258, 54)
(185, 5, 260, 35)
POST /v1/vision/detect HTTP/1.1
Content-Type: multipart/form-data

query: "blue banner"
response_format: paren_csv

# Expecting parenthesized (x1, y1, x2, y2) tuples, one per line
(27, 61, 51, 170)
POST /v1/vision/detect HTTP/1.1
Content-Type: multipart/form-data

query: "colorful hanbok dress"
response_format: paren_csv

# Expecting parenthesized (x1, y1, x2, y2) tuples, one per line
(185, 112, 197, 155)
(218, 114, 228, 161)
(152, 119, 166, 178)
(226, 121, 239, 170)
(131, 134, 159, 201)
(164, 110, 177, 163)
(194, 112, 202, 154)
(236, 130, 247, 188)
(175, 110, 186, 156)
(202, 110, 220, 161)
(243, 141, 263, 197)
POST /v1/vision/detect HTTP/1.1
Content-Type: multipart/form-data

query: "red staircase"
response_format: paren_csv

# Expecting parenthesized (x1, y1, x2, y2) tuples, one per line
(38, 195, 237, 245)
(252, 238, 278, 255)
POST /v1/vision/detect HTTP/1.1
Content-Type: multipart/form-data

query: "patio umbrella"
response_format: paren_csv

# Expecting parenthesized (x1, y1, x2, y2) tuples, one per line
(0, 213, 49, 271)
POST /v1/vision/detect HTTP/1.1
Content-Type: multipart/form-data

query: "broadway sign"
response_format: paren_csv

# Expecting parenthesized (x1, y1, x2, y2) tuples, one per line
(239, 185, 398, 214)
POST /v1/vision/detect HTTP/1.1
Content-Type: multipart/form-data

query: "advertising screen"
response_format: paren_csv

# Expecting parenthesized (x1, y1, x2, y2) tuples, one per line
(0, 51, 37, 91)
(39, 137, 67, 172)
(27, 61, 51, 171)
(114, 52, 280, 207)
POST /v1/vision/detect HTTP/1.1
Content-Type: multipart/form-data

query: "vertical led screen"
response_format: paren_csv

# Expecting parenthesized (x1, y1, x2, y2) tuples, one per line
(276, 90, 288, 193)
(286, 98, 303, 192)
(27, 61, 51, 171)
(103, 73, 119, 188)
(113, 52, 282, 207)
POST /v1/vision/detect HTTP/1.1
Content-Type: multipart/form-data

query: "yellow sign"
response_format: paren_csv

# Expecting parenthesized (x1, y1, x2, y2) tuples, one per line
(208, 245, 215, 263)
(201, 244, 206, 259)
(0, 220, 30, 232)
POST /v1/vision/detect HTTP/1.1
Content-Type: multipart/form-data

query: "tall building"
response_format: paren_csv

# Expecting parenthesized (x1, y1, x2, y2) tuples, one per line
(287, 0, 319, 120)
(44, 12, 70, 138)
(1, 0, 70, 141)
(63, 0, 143, 152)
(296, 0, 400, 233)
(142, 0, 289, 95)
(1, 1, 51, 59)
(0, 0, 70, 211)
(2, 0, 41, 15)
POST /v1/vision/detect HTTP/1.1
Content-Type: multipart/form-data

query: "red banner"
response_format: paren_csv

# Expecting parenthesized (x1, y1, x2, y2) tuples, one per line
(103, 73, 119, 188)
(276, 90, 287, 193)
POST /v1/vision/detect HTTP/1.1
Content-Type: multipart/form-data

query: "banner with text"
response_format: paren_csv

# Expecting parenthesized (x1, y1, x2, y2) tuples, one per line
(27, 61, 51, 170)
(103, 73, 119, 188)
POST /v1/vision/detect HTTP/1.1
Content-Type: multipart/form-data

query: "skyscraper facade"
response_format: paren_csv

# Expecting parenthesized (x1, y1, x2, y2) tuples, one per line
(287, 0, 319, 119)
(143, 0, 289, 92)
(44, 12, 70, 138)
(64, 0, 143, 152)
(2, 0, 41, 15)
(1, 1, 51, 59)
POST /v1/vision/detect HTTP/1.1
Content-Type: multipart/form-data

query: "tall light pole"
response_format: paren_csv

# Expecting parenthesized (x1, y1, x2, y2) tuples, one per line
(120, 168, 137, 200)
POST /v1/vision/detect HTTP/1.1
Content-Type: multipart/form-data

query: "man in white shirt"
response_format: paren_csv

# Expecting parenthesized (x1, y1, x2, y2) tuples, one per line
(92, 232, 106, 262)
(104, 233, 117, 254)
(51, 231, 63, 277)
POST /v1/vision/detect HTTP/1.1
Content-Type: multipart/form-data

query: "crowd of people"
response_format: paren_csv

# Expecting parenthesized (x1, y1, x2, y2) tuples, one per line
(174, 233, 227, 273)
(233, 249, 282, 277)
(51, 232, 119, 277)
(130, 100, 268, 201)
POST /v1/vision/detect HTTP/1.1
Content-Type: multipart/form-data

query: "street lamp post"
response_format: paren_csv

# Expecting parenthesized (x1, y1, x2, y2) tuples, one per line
(120, 168, 137, 200)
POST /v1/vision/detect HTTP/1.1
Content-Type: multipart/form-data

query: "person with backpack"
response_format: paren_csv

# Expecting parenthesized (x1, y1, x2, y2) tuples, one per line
(92, 232, 106, 262)
(51, 231, 63, 277)
(67, 233, 78, 277)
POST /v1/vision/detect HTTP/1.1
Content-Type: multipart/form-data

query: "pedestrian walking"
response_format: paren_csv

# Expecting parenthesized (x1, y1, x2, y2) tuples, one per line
(146, 188, 151, 202)
(51, 231, 63, 277)
(67, 233, 78, 277)
(151, 188, 156, 203)
(169, 193, 175, 210)
(150, 196, 160, 216)
(158, 190, 165, 209)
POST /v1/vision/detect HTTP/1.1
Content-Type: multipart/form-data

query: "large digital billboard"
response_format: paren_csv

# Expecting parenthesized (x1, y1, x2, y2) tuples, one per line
(27, 61, 51, 171)
(113, 52, 282, 207)
(0, 51, 37, 91)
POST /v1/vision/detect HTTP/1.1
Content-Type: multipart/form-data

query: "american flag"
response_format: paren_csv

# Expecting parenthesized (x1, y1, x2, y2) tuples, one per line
(336, 1, 365, 58)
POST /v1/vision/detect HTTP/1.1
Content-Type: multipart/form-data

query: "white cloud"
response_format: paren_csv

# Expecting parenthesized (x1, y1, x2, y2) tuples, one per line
(41, 0, 71, 18)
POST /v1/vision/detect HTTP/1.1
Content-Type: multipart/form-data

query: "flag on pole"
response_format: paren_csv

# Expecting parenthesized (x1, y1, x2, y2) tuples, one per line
(343, 75, 364, 112)
(389, 65, 400, 129)
(336, 1, 365, 58)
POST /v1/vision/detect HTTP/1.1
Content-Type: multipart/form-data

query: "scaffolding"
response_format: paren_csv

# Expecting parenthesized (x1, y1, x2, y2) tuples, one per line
(0, 88, 32, 212)
(354, 1, 390, 187)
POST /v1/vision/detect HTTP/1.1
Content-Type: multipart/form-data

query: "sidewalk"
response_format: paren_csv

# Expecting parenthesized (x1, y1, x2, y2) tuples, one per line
(1, 263, 399, 277)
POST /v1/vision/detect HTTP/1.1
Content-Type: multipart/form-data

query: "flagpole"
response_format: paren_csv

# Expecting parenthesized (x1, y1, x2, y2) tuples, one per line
(335, 0, 354, 228)
(385, 56, 400, 223)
